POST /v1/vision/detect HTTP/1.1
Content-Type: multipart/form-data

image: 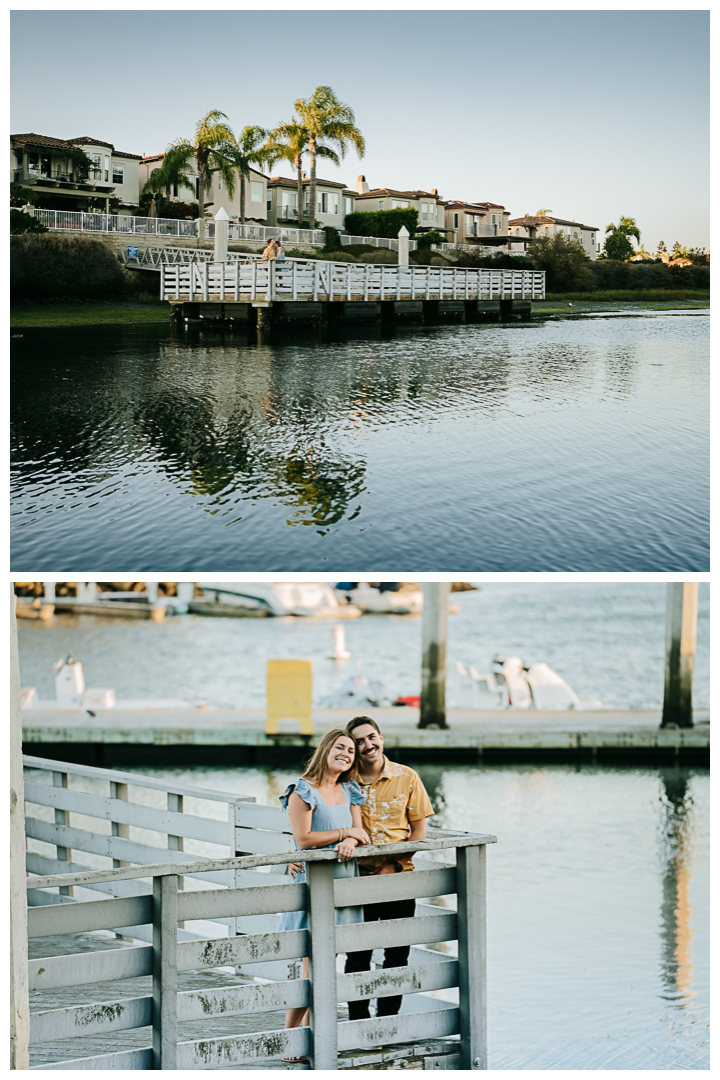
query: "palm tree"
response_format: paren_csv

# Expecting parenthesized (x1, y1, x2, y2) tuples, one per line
(265, 119, 339, 226)
(224, 125, 273, 224)
(150, 110, 239, 243)
(605, 216, 641, 248)
(293, 87, 365, 230)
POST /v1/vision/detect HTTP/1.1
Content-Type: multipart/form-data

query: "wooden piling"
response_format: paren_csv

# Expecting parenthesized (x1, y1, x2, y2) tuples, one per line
(152, 874, 178, 1069)
(419, 583, 449, 729)
(10, 589, 30, 1069)
(661, 583, 698, 729)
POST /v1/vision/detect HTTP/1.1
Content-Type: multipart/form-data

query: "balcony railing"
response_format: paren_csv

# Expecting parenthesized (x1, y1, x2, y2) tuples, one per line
(23, 755, 496, 1070)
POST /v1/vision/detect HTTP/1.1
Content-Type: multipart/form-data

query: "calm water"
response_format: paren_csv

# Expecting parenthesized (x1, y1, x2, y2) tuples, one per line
(17, 583, 710, 709)
(11, 313, 708, 570)
(117, 761, 711, 1070)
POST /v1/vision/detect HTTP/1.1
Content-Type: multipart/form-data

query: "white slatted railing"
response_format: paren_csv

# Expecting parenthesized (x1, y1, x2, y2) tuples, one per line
(160, 261, 545, 303)
(24, 755, 494, 1071)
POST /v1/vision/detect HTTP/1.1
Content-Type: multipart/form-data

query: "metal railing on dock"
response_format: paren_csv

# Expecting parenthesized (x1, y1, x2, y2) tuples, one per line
(160, 260, 546, 304)
(23, 756, 496, 1070)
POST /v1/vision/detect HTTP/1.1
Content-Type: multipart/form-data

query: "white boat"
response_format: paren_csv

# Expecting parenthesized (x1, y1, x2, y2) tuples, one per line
(195, 582, 361, 618)
(21, 656, 202, 712)
(449, 656, 602, 711)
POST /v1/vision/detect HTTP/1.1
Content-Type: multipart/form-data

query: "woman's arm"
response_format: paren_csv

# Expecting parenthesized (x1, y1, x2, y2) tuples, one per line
(287, 791, 368, 850)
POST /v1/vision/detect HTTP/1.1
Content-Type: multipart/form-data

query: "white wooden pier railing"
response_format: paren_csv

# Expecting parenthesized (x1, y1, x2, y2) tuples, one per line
(23, 756, 496, 1070)
(160, 260, 546, 304)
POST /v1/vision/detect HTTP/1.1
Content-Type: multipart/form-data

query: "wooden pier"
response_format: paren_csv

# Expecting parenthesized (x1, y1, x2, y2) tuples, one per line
(161, 260, 543, 328)
(22, 756, 492, 1070)
(21, 706, 709, 767)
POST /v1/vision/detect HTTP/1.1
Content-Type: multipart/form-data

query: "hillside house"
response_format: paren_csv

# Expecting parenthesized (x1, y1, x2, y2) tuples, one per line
(266, 176, 352, 229)
(443, 201, 511, 246)
(508, 214, 598, 259)
(352, 177, 447, 233)
(11, 132, 141, 212)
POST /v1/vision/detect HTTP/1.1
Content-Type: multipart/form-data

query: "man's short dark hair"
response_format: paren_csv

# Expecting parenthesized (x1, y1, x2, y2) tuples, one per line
(346, 715, 382, 738)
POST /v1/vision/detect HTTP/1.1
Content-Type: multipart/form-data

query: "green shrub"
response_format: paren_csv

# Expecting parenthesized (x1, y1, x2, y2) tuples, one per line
(454, 249, 534, 270)
(11, 233, 125, 300)
(322, 226, 343, 251)
(10, 186, 39, 208)
(340, 243, 382, 256)
(316, 250, 356, 262)
(10, 209, 48, 235)
(590, 259, 710, 292)
(415, 229, 444, 250)
(359, 249, 398, 264)
(344, 208, 419, 239)
(603, 231, 635, 260)
(528, 234, 594, 292)
(410, 249, 451, 265)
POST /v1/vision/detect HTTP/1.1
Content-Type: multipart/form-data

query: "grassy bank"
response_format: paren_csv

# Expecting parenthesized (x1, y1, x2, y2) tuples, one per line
(10, 300, 170, 328)
(545, 289, 709, 303)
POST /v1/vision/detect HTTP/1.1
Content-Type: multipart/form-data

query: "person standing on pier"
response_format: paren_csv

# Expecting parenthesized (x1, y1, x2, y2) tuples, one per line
(278, 728, 370, 1055)
(343, 716, 435, 1020)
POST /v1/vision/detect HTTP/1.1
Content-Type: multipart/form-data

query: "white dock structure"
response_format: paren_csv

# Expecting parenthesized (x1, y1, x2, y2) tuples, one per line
(160, 260, 545, 305)
(22, 755, 495, 1070)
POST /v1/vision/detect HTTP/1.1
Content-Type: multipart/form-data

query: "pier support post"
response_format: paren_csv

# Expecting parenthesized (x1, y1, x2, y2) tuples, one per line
(419, 582, 449, 728)
(398, 225, 410, 267)
(10, 589, 30, 1070)
(254, 303, 274, 330)
(214, 207, 229, 263)
(464, 300, 479, 323)
(422, 299, 440, 323)
(152, 874, 178, 1069)
(457, 844, 488, 1069)
(307, 860, 338, 1070)
(661, 583, 698, 729)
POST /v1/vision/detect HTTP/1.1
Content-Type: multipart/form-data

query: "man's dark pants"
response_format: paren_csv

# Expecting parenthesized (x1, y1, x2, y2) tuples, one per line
(344, 897, 416, 1020)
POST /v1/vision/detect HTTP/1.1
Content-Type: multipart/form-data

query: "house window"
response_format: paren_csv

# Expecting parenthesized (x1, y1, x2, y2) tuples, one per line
(267, 195, 272, 211)
(104, 155, 110, 182)
(251, 181, 263, 203)
(91, 154, 102, 178)
(421, 203, 428, 221)
(172, 184, 179, 198)
(453, 212, 459, 229)
(112, 163, 124, 184)
(344, 197, 352, 215)
(466, 217, 474, 235)
(591, 234, 595, 244)
(391, 200, 408, 209)
(378, 199, 385, 210)
(332, 194, 339, 215)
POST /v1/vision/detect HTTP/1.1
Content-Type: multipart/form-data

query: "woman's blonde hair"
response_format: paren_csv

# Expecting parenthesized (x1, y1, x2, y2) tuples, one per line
(302, 728, 357, 787)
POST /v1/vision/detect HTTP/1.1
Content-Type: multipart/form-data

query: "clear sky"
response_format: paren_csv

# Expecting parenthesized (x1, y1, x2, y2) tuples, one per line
(11, 7, 710, 250)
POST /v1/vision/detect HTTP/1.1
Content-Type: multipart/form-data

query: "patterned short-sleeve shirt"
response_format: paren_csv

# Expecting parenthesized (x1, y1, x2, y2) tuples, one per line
(357, 757, 434, 874)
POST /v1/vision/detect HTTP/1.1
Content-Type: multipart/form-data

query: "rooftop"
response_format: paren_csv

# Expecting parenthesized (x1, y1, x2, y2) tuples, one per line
(11, 132, 141, 159)
(355, 187, 443, 201)
(268, 176, 347, 189)
(509, 214, 599, 230)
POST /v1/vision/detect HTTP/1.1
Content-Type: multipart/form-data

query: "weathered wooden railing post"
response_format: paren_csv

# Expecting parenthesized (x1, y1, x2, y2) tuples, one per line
(456, 843, 488, 1069)
(152, 873, 178, 1069)
(52, 770, 73, 896)
(10, 588, 29, 1070)
(307, 859, 338, 1070)
(661, 582, 698, 729)
(419, 582, 449, 728)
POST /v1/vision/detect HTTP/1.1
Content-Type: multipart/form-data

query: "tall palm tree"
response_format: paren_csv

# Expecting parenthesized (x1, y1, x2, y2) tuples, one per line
(293, 87, 365, 230)
(150, 110, 238, 243)
(605, 216, 641, 248)
(265, 120, 339, 225)
(224, 125, 273, 224)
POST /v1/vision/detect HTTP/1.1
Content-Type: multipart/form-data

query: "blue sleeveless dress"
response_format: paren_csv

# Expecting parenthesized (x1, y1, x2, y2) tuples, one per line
(278, 778, 366, 931)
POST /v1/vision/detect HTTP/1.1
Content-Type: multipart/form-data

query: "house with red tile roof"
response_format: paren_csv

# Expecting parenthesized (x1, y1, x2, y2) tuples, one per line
(508, 214, 599, 259)
(443, 200, 510, 245)
(352, 176, 446, 233)
(11, 133, 141, 212)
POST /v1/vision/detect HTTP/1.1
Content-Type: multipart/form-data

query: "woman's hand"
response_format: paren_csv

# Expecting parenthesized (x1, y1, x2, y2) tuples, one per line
(347, 827, 371, 845)
(288, 862, 305, 879)
(335, 839, 358, 862)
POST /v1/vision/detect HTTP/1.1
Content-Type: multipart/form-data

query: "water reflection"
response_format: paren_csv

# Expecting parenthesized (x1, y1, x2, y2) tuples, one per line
(11, 316, 709, 570)
(659, 769, 696, 1006)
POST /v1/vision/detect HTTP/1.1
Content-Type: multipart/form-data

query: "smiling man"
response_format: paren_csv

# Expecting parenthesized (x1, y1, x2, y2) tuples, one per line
(343, 715, 434, 1020)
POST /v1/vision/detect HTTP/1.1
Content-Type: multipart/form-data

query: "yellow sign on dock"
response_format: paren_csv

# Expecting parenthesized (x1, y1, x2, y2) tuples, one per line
(265, 659, 313, 735)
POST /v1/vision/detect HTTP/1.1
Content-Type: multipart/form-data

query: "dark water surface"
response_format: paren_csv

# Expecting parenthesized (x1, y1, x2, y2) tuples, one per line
(11, 314, 708, 570)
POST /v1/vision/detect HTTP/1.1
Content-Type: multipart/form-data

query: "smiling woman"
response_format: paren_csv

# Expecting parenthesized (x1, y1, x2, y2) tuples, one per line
(276, 729, 370, 1050)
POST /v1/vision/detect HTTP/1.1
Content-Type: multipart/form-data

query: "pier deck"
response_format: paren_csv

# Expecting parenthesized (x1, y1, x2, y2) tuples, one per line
(22, 707, 709, 764)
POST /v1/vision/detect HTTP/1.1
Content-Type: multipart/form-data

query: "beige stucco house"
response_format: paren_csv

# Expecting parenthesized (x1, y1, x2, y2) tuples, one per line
(508, 214, 598, 259)
(266, 176, 352, 230)
(11, 132, 141, 212)
(140, 154, 267, 222)
(351, 176, 446, 233)
(443, 201, 510, 245)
